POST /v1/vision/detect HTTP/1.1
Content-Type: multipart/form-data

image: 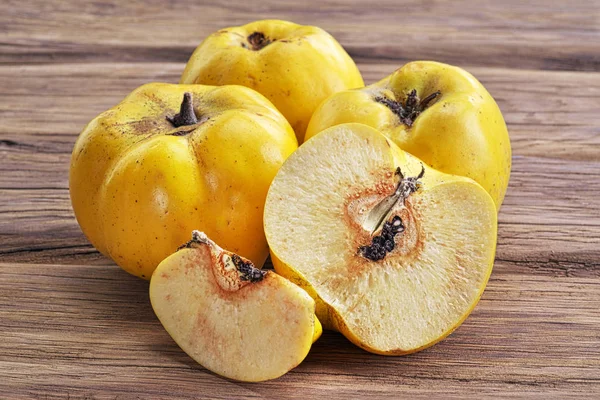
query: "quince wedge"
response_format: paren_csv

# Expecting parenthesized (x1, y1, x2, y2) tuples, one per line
(264, 123, 497, 355)
(150, 231, 321, 382)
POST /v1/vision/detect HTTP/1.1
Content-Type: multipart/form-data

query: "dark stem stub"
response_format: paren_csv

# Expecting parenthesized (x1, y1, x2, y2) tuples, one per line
(177, 230, 205, 251)
(358, 166, 425, 261)
(231, 254, 267, 283)
(394, 165, 425, 199)
(167, 92, 198, 127)
(244, 32, 272, 51)
(375, 89, 441, 127)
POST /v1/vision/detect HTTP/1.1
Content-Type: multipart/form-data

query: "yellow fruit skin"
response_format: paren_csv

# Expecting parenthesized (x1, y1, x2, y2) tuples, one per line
(312, 314, 323, 343)
(69, 83, 297, 279)
(305, 61, 511, 210)
(180, 19, 364, 142)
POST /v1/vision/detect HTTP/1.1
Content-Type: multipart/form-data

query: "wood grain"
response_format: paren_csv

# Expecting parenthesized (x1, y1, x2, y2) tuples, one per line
(2, 0, 599, 71)
(2, 63, 599, 269)
(0, 263, 598, 399)
(1, 0, 600, 398)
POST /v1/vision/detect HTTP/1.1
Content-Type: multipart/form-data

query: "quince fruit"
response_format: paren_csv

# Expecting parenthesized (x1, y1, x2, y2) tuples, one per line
(305, 61, 511, 209)
(265, 123, 497, 354)
(180, 19, 364, 142)
(70, 83, 296, 279)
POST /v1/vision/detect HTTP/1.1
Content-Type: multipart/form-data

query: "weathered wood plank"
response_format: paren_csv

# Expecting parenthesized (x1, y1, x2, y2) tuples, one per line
(1, 1, 600, 397)
(0, 263, 598, 398)
(2, 63, 599, 159)
(2, 0, 599, 71)
(1, 64, 599, 269)
(1, 154, 599, 272)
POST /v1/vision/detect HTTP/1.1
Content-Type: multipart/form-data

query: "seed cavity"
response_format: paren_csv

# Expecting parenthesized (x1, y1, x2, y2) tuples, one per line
(359, 166, 425, 261)
(231, 254, 267, 283)
(359, 216, 405, 261)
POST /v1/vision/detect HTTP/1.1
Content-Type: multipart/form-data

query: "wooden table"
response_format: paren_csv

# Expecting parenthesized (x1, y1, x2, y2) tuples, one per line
(2, 1, 599, 398)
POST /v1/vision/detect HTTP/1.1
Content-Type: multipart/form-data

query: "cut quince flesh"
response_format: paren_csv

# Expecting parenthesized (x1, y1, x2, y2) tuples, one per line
(150, 231, 321, 382)
(264, 123, 497, 355)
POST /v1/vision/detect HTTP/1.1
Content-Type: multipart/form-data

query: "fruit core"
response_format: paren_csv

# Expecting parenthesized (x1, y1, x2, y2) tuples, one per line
(245, 32, 272, 51)
(356, 166, 424, 261)
(358, 215, 404, 261)
(178, 231, 267, 288)
(230, 254, 266, 282)
(374, 89, 441, 127)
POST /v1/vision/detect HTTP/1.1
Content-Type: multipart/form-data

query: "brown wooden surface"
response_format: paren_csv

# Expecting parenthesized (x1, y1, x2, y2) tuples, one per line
(1, 1, 599, 398)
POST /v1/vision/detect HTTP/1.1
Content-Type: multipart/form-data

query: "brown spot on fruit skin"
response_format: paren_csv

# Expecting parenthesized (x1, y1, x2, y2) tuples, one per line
(110, 116, 164, 136)
(142, 90, 169, 109)
(247, 74, 258, 87)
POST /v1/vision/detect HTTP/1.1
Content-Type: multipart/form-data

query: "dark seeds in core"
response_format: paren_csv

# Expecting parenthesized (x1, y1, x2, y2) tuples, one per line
(231, 254, 267, 282)
(359, 215, 405, 261)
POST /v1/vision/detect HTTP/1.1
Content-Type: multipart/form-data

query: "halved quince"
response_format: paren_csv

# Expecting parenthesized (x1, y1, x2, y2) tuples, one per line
(150, 231, 321, 381)
(264, 123, 497, 355)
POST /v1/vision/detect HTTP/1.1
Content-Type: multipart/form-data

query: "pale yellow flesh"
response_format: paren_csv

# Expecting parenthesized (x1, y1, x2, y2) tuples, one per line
(264, 123, 497, 354)
(150, 246, 318, 382)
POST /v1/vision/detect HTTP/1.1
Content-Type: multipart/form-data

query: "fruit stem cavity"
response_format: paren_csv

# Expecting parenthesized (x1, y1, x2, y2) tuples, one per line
(178, 230, 211, 250)
(375, 89, 441, 127)
(244, 32, 272, 51)
(167, 92, 198, 127)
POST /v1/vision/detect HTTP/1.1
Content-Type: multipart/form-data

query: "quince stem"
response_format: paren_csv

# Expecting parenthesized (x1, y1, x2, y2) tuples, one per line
(177, 231, 266, 283)
(167, 92, 198, 127)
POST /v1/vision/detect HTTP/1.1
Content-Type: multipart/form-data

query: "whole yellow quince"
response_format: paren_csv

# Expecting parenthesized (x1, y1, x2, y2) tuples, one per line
(180, 19, 364, 142)
(69, 83, 297, 279)
(305, 61, 511, 209)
